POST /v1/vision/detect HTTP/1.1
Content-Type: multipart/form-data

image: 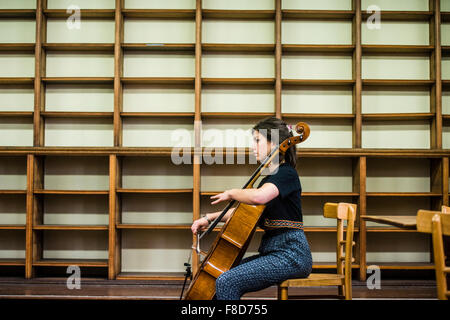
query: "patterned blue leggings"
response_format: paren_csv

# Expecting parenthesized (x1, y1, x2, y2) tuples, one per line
(215, 229, 313, 300)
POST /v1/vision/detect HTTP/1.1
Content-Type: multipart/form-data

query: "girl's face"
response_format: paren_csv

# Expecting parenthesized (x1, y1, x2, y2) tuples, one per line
(252, 130, 275, 162)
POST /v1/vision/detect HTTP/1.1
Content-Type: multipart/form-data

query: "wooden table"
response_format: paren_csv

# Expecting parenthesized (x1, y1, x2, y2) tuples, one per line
(362, 215, 417, 230)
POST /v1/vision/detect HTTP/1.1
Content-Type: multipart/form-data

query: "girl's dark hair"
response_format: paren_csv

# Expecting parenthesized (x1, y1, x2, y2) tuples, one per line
(252, 117, 297, 168)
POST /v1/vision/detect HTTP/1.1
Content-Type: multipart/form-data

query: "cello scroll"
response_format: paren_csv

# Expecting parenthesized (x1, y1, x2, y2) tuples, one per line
(279, 122, 310, 154)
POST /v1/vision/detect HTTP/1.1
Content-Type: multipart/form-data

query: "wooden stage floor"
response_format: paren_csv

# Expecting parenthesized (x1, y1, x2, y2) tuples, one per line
(0, 277, 437, 300)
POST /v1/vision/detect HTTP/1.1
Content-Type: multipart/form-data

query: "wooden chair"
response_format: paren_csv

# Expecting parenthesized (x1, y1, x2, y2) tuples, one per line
(442, 205, 450, 213)
(416, 209, 450, 300)
(277, 202, 357, 300)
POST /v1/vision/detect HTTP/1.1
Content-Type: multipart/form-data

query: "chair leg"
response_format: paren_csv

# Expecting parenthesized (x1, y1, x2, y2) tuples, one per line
(338, 284, 344, 297)
(277, 285, 288, 300)
(344, 284, 352, 300)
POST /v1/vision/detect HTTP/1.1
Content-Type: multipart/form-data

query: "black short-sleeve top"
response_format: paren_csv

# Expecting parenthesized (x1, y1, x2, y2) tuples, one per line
(257, 162, 303, 231)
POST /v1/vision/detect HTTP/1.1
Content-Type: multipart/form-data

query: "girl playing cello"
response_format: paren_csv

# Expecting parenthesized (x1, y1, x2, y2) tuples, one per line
(191, 117, 313, 300)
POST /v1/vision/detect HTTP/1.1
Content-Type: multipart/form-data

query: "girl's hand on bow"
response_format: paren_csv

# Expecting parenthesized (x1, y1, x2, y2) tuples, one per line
(191, 216, 210, 234)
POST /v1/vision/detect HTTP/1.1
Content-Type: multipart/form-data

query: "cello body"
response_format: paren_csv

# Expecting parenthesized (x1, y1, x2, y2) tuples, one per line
(184, 202, 265, 300)
(183, 122, 310, 300)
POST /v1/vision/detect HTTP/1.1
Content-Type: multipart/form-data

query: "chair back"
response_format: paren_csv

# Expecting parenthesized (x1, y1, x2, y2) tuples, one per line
(417, 210, 450, 300)
(417, 210, 441, 233)
(323, 203, 356, 281)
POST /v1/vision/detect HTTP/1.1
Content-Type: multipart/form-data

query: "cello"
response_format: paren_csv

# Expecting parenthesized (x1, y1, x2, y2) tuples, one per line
(183, 122, 310, 300)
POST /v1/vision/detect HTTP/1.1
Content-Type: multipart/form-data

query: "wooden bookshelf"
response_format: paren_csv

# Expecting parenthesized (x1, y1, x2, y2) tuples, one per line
(0, 0, 448, 283)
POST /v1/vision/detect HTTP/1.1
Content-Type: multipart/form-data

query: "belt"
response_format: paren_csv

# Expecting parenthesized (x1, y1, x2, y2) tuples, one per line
(262, 218, 304, 230)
